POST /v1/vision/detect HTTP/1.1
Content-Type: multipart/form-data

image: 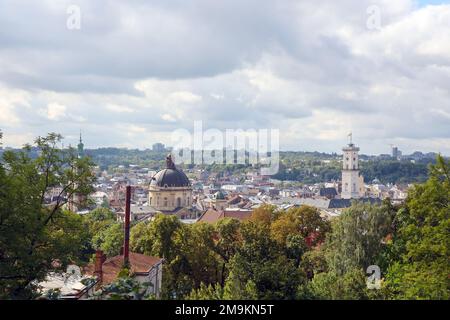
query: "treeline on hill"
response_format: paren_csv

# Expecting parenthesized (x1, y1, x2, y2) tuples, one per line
(273, 160, 431, 184)
(0, 133, 449, 299)
(87, 148, 167, 171)
(87, 148, 431, 184)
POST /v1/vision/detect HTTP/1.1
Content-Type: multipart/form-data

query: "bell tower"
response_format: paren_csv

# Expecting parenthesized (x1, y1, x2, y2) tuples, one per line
(77, 131, 84, 159)
(341, 133, 364, 199)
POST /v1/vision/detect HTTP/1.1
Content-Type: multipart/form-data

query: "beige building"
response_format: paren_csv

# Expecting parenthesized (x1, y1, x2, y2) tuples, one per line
(148, 154, 192, 212)
(341, 135, 365, 199)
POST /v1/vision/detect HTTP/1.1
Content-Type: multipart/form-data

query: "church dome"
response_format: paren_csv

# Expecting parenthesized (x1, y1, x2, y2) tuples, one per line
(150, 154, 191, 188)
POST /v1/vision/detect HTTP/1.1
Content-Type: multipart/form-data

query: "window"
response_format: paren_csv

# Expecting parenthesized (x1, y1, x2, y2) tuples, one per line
(149, 197, 152, 205)
(177, 197, 181, 207)
(164, 197, 168, 207)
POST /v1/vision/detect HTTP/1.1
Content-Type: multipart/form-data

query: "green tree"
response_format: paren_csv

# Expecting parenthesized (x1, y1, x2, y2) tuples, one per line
(270, 206, 330, 249)
(307, 201, 394, 300)
(385, 155, 450, 299)
(187, 282, 224, 300)
(249, 204, 277, 225)
(181, 223, 219, 288)
(223, 272, 258, 300)
(213, 218, 242, 286)
(324, 202, 393, 275)
(225, 220, 305, 300)
(147, 214, 183, 260)
(94, 277, 152, 300)
(0, 133, 95, 299)
(130, 221, 152, 254)
(308, 267, 368, 300)
(85, 207, 115, 222)
(291, 206, 331, 246)
(92, 223, 124, 257)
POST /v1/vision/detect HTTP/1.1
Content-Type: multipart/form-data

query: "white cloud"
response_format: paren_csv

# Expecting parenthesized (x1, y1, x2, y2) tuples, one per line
(161, 114, 177, 122)
(106, 104, 135, 113)
(0, 1, 449, 155)
(40, 102, 67, 121)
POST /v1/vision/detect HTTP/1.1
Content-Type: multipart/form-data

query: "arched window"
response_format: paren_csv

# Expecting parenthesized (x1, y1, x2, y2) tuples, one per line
(177, 197, 181, 207)
(164, 197, 168, 207)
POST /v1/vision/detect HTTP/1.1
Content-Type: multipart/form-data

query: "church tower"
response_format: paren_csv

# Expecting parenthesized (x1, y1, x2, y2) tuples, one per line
(77, 131, 84, 159)
(69, 132, 87, 212)
(210, 191, 227, 211)
(341, 133, 365, 199)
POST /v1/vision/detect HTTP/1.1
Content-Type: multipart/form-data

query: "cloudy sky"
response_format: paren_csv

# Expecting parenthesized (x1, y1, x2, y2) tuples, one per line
(0, 0, 449, 155)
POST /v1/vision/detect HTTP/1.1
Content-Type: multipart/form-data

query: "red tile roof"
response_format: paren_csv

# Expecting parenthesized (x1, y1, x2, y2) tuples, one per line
(223, 210, 252, 221)
(197, 209, 223, 224)
(84, 252, 162, 285)
(197, 209, 252, 224)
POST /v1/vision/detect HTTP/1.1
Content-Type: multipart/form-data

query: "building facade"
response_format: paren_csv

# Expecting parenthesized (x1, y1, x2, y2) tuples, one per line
(341, 137, 365, 199)
(148, 154, 192, 212)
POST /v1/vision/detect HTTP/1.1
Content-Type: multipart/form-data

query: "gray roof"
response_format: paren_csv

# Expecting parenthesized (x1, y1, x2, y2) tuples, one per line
(150, 168, 190, 188)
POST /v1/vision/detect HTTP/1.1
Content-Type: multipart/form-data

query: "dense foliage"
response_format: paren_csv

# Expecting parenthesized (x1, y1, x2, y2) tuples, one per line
(0, 133, 95, 299)
(384, 156, 450, 299)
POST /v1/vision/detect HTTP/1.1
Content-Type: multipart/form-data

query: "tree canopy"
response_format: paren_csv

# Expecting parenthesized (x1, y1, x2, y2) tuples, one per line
(0, 133, 95, 299)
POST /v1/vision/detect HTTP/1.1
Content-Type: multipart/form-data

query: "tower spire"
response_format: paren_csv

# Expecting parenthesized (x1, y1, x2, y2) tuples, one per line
(77, 130, 84, 158)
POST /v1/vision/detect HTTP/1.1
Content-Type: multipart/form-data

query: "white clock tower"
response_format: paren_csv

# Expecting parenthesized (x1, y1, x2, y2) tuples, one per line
(341, 133, 365, 199)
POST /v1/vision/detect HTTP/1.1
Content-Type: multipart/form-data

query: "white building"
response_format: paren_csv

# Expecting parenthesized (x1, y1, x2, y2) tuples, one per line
(341, 135, 365, 199)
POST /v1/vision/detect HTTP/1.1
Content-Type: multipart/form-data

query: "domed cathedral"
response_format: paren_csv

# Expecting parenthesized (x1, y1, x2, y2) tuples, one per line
(148, 154, 193, 216)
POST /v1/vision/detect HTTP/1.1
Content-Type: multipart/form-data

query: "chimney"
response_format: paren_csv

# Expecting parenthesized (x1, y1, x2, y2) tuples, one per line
(94, 250, 106, 286)
(123, 185, 131, 267)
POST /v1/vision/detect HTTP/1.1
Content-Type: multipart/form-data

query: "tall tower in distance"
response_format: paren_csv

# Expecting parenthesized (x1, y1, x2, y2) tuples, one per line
(341, 133, 365, 199)
(77, 131, 84, 159)
(69, 131, 87, 212)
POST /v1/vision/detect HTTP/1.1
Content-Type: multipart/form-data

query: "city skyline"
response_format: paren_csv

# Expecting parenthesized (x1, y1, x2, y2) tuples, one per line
(0, 130, 446, 157)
